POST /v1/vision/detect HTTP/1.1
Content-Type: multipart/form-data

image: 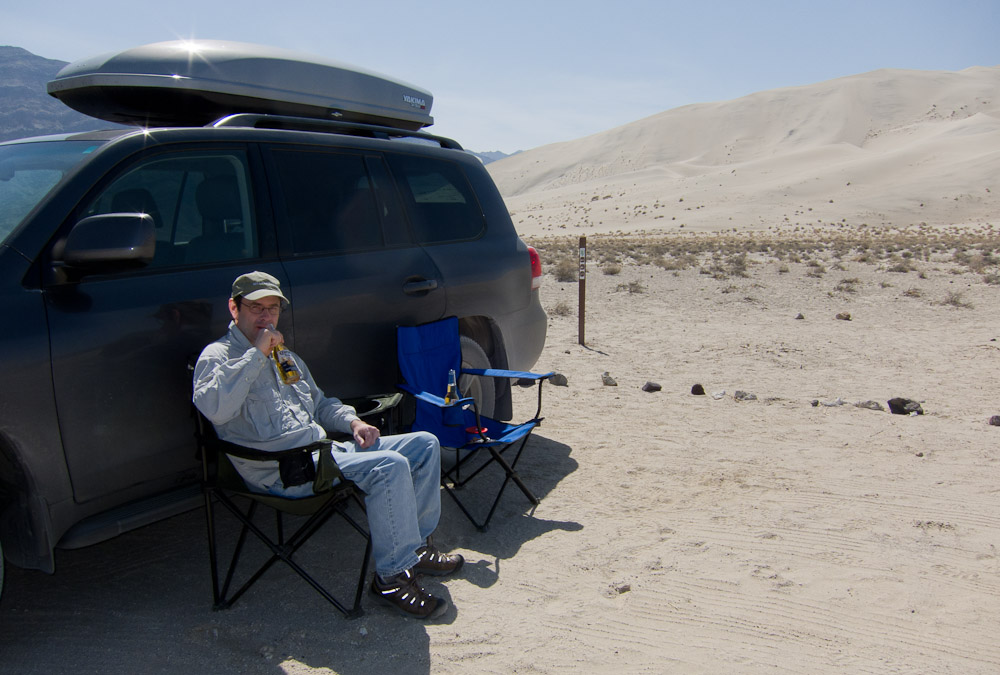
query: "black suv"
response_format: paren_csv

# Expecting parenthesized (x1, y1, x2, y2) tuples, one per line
(0, 41, 546, 594)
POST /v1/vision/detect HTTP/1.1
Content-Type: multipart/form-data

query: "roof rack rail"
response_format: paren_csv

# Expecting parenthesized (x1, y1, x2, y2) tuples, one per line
(210, 114, 464, 150)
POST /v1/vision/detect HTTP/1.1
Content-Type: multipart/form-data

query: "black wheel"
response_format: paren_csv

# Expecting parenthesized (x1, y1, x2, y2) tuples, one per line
(459, 335, 495, 420)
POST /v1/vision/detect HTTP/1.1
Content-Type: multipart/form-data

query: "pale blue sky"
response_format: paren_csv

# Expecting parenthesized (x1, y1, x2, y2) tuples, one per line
(2, 0, 997, 152)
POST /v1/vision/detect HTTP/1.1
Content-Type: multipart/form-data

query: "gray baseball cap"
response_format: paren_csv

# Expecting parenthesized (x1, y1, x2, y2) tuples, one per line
(231, 271, 290, 305)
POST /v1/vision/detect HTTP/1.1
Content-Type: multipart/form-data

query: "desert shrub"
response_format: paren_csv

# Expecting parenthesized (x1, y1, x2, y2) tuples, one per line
(550, 300, 572, 316)
(939, 290, 974, 309)
(887, 257, 915, 273)
(602, 263, 622, 276)
(727, 253, 750, 277)
(902, 287, 922, 298)
(615, 281, 645, 294)
(656, 255, 695, 271)
(553, 258, 577, 282)
(805, 261, 826, 278)
(967, 252, 998, 273)
(835, 278, 861, 293)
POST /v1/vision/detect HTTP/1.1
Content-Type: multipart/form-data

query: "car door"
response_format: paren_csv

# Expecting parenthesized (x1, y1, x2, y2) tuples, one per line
(263, 146, 445, 399)
(43, 146, 284, 504)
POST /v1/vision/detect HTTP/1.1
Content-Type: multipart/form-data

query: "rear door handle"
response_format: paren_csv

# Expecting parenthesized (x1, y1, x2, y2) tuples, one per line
(402, 278, 439, 294)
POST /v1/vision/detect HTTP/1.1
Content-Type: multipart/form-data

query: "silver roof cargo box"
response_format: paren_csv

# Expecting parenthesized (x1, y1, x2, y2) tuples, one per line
(47, 40, 434, 130)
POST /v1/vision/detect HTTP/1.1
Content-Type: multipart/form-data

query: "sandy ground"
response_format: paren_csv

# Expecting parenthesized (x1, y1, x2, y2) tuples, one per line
(2, 227, 999, 674)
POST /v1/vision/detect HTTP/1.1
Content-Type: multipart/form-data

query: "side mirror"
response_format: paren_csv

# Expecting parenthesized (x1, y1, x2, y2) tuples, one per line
(62, 213, 156, 267)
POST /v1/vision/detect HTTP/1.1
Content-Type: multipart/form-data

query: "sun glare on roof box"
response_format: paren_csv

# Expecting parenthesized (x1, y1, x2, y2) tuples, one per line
(46, 39, 435, 131)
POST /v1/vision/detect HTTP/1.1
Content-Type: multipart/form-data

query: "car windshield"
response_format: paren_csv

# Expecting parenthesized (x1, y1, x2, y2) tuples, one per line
(0, 138, 105, 246)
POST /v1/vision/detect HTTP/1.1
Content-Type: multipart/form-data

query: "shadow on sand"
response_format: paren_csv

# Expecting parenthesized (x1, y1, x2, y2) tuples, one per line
(0, 433, 578, 675)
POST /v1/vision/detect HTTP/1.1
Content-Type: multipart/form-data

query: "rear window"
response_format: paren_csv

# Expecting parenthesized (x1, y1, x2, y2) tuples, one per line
(385, 154, 485, 244)
(269, 148, 385, 255)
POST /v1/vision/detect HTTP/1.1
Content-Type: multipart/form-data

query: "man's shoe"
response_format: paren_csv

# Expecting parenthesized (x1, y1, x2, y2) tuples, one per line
(414, 545, 465, 576)
(371, 569, 448, 620)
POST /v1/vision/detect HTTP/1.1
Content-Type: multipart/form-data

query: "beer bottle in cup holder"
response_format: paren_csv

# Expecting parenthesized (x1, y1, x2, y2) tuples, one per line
(444, 369, 459, 404)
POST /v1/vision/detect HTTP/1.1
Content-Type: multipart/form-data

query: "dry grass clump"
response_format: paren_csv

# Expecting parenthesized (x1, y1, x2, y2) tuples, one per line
(954, 250, 999, 271)
(938, 290, 975, 309)
(552, 258, 577, 282)
(700, 252, 750, 279)
(886, 256, 918, 273)
(550, 300, 573, 316)
(805, 260, 826, 278)
(835, 278, 862, 294)
(615, 280, 646, 294)
(655, 254, 697, 271)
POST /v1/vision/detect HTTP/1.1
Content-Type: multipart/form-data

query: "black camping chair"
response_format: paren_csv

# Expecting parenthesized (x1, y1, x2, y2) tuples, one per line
(193, 384, 399, 618)
(397, 317, 554, 531)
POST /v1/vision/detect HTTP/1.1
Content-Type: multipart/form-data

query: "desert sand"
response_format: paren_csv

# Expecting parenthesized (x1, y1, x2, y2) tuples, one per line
(2, 67, 999, 674)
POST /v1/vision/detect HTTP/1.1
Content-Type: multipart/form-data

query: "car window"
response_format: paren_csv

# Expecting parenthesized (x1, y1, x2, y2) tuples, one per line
(82, 151, 257, 268)
(268, 149, 384, 255)
(0, 139, 105, 246)
(385, 154, 485, 244)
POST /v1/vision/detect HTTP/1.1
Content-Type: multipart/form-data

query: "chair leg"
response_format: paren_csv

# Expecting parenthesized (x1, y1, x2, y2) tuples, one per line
(442, 435, 539, 531)
(208, 488, 372, 617)
(486, 443, 539, 506)
(216, 495, 261, 609)
(203, 487, 222, 607)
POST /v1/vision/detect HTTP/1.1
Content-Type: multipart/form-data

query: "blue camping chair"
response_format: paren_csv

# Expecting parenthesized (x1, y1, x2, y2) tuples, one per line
(397, 317, 554, 531)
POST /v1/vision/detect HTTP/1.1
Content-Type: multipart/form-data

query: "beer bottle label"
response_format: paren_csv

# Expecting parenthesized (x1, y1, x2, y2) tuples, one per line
(273, 346, 300, 384)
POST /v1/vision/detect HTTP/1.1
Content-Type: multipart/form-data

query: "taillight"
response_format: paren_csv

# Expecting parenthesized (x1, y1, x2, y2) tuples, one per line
(528, 246, 542, 290)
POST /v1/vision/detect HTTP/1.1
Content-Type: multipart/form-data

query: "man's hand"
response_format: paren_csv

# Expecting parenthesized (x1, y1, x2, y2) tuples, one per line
(351, 420, 380, 449)
(254, 324, 283, 353)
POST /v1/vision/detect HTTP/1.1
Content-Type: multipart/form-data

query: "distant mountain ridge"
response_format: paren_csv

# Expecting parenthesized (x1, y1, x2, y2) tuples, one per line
(0, 46, 108, 142)
(471, 150, 518, 164)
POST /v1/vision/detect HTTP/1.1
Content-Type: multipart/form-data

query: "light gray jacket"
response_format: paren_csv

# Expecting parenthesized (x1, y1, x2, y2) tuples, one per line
(192, 322, 360, 494)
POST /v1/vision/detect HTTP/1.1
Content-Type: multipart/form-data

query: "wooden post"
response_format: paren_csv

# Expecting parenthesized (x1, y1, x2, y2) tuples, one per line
(578, 236, 587, 345)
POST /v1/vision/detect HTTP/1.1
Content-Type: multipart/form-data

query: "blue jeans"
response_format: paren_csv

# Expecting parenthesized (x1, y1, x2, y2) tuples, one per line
(333, 431, 441, 578)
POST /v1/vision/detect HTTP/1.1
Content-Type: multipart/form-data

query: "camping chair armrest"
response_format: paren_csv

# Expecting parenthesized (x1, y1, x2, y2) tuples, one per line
(462, 369, 553, 419)
(461, 368, 554, 381)
(398, 383, 476, 410)
(210, 438, 325, 462)
(211, 437, 347, 485)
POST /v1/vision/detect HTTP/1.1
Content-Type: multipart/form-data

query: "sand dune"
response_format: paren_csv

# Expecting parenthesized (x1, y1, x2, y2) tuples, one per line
(489, 66, 1000, 235)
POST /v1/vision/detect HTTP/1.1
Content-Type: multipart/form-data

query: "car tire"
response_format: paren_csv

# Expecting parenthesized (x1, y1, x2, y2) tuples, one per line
(459, 335, 495, 420)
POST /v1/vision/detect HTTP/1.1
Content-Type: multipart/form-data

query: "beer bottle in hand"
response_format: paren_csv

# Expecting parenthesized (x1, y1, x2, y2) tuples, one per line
(269, 324, 300, 384)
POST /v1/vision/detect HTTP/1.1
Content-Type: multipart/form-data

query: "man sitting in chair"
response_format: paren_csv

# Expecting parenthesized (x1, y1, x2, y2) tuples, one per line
(192, 271, 462, 620)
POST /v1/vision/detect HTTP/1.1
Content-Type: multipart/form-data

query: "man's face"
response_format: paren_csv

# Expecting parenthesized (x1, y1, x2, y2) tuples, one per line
(229, 295, 283, 343)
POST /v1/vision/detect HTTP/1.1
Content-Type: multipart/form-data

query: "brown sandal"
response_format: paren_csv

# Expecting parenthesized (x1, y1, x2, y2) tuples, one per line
(371, 568, 447, 619)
